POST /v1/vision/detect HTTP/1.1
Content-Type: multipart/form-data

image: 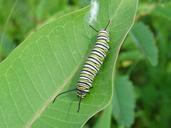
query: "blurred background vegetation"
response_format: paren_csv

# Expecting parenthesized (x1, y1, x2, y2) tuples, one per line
(0, 0, 170, 128)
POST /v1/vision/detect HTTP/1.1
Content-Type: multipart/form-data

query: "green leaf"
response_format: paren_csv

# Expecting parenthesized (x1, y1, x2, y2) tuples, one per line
(0, 33, 16, 58)
(152, 2, 171, 21)
(113, 75, 135, 127)
(138, 2, 156, 16)
(36, 0, 69, 21)
(119, 50, 143, 62)
(93, 103, 112, 128)
(0, 0, 138, 128)
(130, 22, 158, 66)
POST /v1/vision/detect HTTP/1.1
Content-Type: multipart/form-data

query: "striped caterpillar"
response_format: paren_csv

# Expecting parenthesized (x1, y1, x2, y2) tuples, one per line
(53, 20, 111, 112)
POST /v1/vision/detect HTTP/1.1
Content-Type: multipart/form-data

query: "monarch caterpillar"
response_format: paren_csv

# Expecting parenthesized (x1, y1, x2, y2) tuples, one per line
(53, 20, 111, 112)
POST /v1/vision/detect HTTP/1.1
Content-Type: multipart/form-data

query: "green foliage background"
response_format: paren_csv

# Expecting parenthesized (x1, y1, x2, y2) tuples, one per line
(0, 0, 170, 128)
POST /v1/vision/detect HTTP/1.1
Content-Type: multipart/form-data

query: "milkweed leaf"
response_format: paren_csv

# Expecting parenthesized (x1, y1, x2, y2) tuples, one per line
(0, 0, 138, 127)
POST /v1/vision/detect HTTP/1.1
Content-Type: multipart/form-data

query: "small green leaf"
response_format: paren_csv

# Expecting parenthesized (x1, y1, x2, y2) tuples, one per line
(93, 103, 112, 128)
(138, 3, 155, 15)
(152, 2, 171, 21)
(113, 75, 135, 127)
(119, 50, 143, 62)
(0, 33, 16, 58)
(130, 22, 158, 66)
